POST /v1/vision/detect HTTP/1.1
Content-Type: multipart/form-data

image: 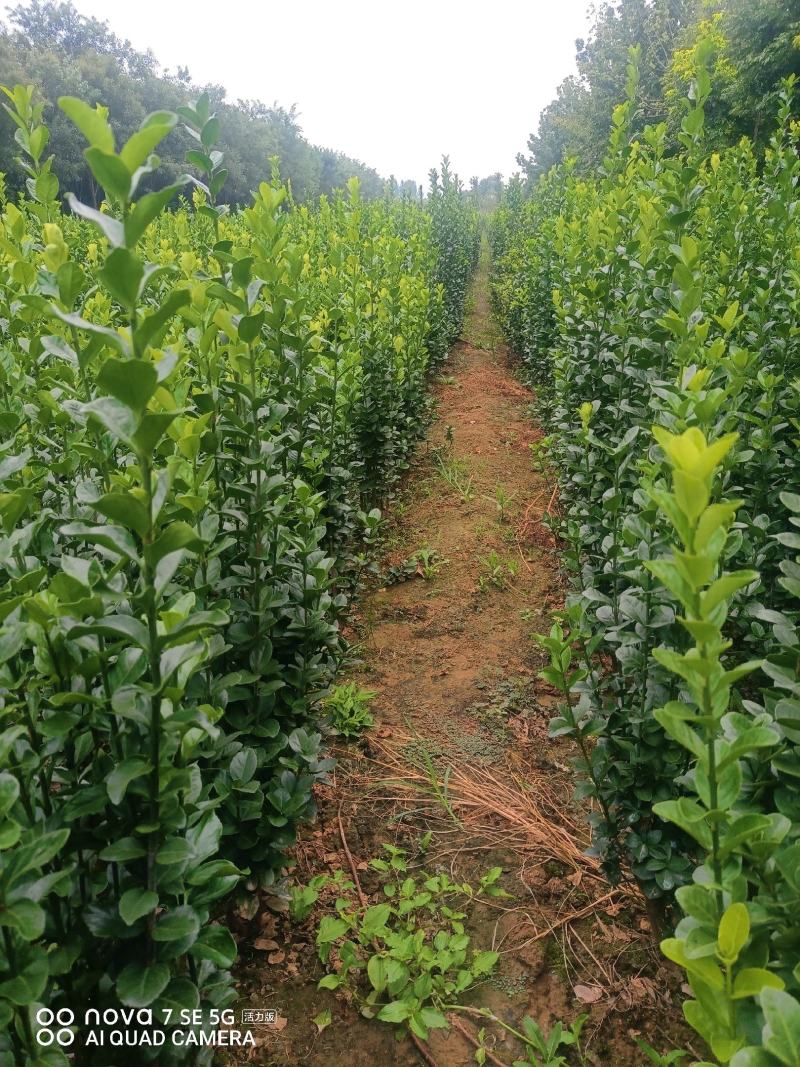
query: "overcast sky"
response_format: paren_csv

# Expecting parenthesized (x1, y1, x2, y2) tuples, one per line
(65, 0, 591, 186)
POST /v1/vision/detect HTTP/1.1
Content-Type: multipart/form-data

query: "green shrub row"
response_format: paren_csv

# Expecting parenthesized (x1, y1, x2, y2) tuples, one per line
(0, 86, 477, 1064)
(492, 48, 800, 1063)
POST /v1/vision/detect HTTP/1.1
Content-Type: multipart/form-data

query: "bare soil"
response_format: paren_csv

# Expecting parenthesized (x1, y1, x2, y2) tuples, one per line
(224, 254, 693, 1067)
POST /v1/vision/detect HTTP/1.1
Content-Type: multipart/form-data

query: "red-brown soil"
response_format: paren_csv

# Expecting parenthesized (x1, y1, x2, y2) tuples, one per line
(223, 254, 693, 1067)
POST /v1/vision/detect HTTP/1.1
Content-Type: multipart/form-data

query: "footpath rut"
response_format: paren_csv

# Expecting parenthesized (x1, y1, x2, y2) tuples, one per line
(229, 252, 689, 1067)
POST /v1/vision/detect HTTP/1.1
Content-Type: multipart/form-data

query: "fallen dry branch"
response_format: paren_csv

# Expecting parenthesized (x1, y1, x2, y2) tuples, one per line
(337, 804, 368, 909)
(448, 1016, 509, 1067)
(411, 1032, 443, 1067)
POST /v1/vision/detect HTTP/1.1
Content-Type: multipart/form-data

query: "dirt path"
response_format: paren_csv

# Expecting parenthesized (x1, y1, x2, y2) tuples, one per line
(229, 250, 689, 1067)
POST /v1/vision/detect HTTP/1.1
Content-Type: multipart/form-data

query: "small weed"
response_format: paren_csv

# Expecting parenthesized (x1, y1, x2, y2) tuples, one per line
(289, 879, 325, 921)
(433, 449, 475, 502)
(485, 484, 515, 522)
(401, 739, 463, 826)
(302, 846, 507, 1041)
(528, 437, 550, 475)
(473, 1013, 587, 1067)
(384, 547, 447, 585)
(323, 682, 377, 738)
(412, 546, 448, 580)
(478, 549, 518, 590)
(634, 1040, 690, 1066)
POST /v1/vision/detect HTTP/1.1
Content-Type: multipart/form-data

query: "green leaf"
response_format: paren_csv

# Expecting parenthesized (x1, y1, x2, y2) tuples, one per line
(125, 181, 188, 247)
(99, 248, 144, 309)
(152, 906, 200, 943)
(59, 96, 115, 151)
(317, 974, 342, 990)
(81, 396, 139, 445)
(0, 944, 48, 1004)
(119, 889, 158, 926)
(361, 903, 391, 937)
(97, 356, 158, 414)
(230, 748, 257, 783)
(376, 1000, 412, 1023)
(730, 1050, 780, 1067)
(61, 521, 138, 562)
(155, 977, 199, 1013)
(761, 988, 800, 1066)
(237, 311, 264, 343)
(732, 968, 784, 999)
(106, 758, 151, 805)
(135, 288, 190, 351)
(64, 193, 124, 247)
(116, 961, 170, 1007)
(200, 116, 220, 148)
(419, 1007, 448, 1029)
(94, 492, 150, 537)
(0, 772, 20, 818)
(85, 148, 132, 203)
(718, 814, 773, 859)
(317, 916, 349, 944)
(717, 903, 750, 963)
(120, 111, 178, 171)
(0, 900, 45, 940)
(56, 261, 85, 307)
(653, 798, 712, 848)
(367, 955, 387, 994)
(472, 950, 499, 975)
(186, 150, 213, 174)
(70, 615, 149, 649)
(99, 837, 147, 862)
(132, 411, 179, 455)
(145, 522, 203, 567)
(189, 924, 237, 967)
(313, 1008, 331, 1032)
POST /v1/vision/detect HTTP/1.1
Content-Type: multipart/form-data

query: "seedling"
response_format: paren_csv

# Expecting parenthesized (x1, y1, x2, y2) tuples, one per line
(434, 450, 475, 502)
(307, 847, 507, 1040)
(323, 682, 377, 738)
(478, 550, 518, 590)
(485, 484, 515, 523)
(412, 546, 448, 580)
(634, 1040, 689, 1066)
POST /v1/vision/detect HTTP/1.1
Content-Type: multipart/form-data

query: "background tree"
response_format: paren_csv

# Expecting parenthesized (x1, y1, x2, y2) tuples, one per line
(517, 0, 800, 181)
(0, 0, 398, 204)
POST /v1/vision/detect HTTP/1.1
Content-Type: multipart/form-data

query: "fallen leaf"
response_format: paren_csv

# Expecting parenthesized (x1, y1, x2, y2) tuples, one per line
(313, 1009, 332, 1033)
(234, 894, 260, 921)
(273, 1015, 287, 1032)
(267, 951, 285, 965)
(253, 938, 280, 952)
(573, 984, 603, 1004)
(262, 893, 289, 913)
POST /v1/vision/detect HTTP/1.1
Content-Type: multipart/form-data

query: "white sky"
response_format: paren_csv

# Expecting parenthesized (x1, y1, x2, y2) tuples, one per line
(61, 0, 591, 187)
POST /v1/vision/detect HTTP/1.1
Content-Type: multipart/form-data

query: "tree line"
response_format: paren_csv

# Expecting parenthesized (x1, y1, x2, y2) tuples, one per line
(0, 0, 407, 205)
(518, 0, 800, 180)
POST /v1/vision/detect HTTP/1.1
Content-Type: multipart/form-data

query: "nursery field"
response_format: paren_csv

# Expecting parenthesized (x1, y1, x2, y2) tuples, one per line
(3, 24, 800, 1067)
